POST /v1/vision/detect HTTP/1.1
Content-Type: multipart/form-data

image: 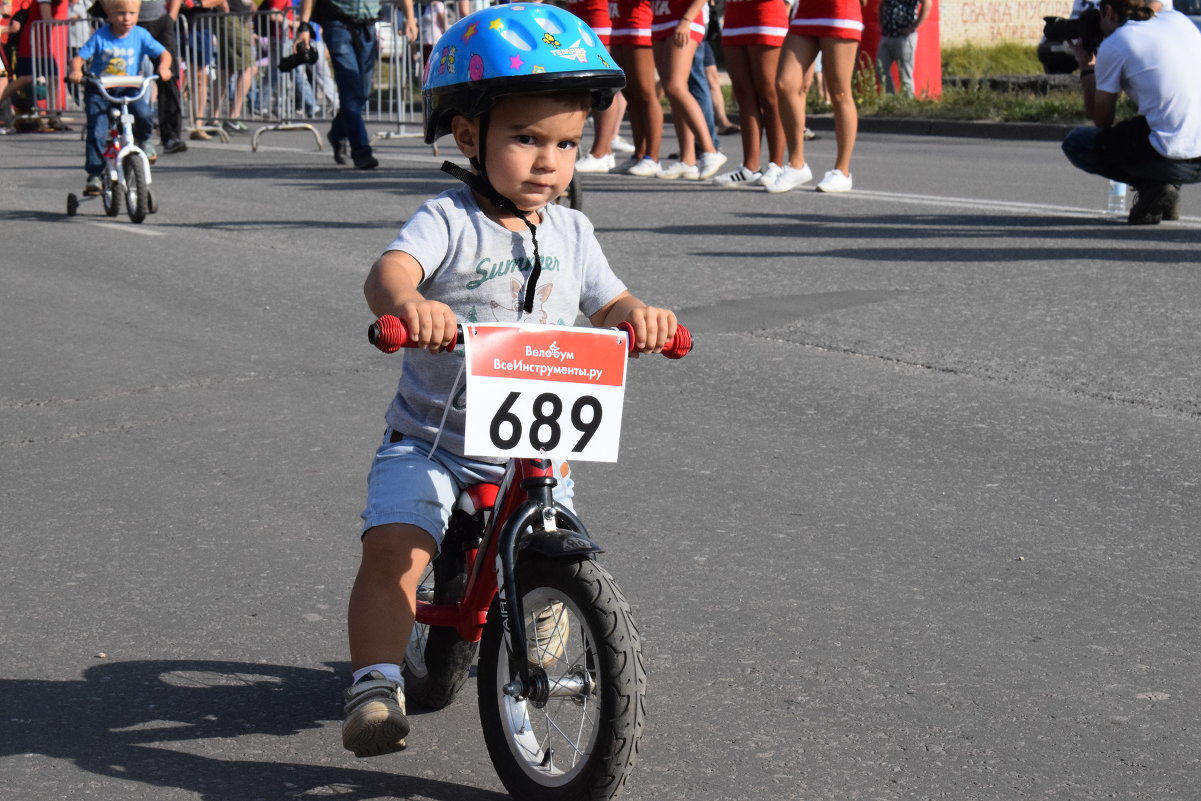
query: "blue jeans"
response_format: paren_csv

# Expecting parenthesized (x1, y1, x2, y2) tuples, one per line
(85, 87, 153, 177)
(324, 18, 377, 156)
(1062, 125, 1201, 188)
(688, 41, 718, 151)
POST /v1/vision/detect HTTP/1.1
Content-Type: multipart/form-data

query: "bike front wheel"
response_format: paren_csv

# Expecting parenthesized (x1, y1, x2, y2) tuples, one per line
(478, 556, 645, 801)
(125, 157, 149, 224)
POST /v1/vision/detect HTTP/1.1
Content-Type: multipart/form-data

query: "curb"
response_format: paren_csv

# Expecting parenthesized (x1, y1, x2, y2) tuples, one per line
(805, 114, 1074, 142)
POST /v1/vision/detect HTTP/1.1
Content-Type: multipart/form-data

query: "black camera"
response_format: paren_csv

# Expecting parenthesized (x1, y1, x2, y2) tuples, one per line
(278, 41, 318, 73)
(1042, 7, 1104, 55)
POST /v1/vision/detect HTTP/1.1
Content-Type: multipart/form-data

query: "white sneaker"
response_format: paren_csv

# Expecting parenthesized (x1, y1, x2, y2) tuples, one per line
(612, 156, 640, 174)
(763, 163, 813, 194)
(575, 152, 615, 173)
(815, 168, 853, 193)
(696, 151, 728, 180)
(710, 165, 762, 187)
(611, 135, 636, 154)
(757, 162, 782, 187)
(657, 159, 699, 180)
(627, 157, 662, 177)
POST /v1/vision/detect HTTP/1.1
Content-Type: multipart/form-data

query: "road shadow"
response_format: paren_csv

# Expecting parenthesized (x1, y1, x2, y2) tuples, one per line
(0, 659, 507, 801)
(605, 211, 1200, 262)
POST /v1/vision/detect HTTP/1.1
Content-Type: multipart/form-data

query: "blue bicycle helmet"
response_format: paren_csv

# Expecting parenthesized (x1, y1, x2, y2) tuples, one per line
(422, 3, 625, 143)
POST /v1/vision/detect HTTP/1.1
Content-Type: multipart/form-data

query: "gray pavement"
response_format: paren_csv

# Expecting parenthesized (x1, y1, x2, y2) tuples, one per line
(2, 124, 1201, 801)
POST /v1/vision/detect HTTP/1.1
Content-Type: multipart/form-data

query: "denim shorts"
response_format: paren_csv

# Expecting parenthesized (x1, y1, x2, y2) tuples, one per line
(361, 430, 576, 551)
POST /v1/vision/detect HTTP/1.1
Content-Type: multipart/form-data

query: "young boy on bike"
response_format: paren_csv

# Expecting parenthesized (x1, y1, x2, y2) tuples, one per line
(344, 2, 678, 759)
(67, 0, 171, 196)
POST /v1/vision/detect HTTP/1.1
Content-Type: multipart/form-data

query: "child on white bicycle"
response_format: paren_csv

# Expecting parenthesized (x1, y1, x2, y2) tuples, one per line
(344, 2, 678, 760)
(67, 0, 172, 196)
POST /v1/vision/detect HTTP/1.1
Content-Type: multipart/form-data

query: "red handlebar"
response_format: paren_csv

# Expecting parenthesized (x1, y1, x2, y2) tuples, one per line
(368, 315, 692, 359)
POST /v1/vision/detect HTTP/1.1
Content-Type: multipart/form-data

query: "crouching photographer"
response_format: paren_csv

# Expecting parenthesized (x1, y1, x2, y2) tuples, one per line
(1060, 0, 1201, 224)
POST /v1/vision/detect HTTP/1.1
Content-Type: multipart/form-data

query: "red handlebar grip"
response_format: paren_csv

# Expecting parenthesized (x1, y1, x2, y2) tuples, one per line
(618, 321, 694, 359)
(369, 314, 408, 353)
(368, 315, 458, 352)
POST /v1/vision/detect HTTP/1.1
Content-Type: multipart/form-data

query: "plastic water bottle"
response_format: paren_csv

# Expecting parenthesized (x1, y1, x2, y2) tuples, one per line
(1107, 180, 1128, 216)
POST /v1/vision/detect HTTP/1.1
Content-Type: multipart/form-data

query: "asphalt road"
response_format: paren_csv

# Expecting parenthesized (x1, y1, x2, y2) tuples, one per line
(2, 123, 1201, 801)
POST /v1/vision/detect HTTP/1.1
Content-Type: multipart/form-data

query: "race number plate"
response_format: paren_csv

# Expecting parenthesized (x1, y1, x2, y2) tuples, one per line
(463, 323, 629, 462)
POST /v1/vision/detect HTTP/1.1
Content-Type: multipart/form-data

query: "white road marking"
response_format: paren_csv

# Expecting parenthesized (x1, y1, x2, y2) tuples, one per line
(88, 221, 166, 236)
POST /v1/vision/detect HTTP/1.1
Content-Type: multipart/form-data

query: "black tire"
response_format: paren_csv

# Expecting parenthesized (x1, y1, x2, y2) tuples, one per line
(102, 175, 121, 217)
(148, 187, 159, 214)
(478, 556, 645, 801)
(125, 157, 149, 224)
(67, 193, 78, 216)
(402, 536, 479, 710)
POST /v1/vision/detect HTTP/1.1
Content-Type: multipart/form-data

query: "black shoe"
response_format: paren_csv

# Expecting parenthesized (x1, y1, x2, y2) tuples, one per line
(332, 139, 349, 165)
(1163, 184, 1182, 221)
(1128, 183, 1178, 225)
(222, 120, 248, 133)
(353, 150, 379, 170)
(163, 138, 188, 154)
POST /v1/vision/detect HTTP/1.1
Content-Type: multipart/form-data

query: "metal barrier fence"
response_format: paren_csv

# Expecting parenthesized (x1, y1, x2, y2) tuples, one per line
(23, 2, 426, 150)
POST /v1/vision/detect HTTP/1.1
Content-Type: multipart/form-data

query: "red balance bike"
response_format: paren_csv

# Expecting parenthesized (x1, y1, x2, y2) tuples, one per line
(368, 315, 691, 801)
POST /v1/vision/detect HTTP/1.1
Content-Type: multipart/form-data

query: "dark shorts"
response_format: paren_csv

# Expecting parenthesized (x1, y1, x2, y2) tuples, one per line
(15, 55, 59, 78)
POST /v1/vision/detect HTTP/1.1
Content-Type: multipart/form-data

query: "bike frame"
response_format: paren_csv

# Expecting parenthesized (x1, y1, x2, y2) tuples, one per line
(88, 75, 155, 193)
(416, 455, 597, 670)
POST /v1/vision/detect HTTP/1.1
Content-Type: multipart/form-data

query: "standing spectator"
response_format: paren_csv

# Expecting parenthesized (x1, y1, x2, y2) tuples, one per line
(297, 0, 416, 169)
(709, 0, 787, 186)
(767, 0, 865, 193)
(0, 0, 68, 118)
(0, 0, 14, 128)
(875, 0, 930, 96)
(417, 0, 443, 67)
(703, 39, 737, 134)
(181, 0, 224, 138)
(137, 0, 186, 153)
(610, 0, 662, 175)
(219, 0, 256, 131)
(563, 0, 626, 172)
(651, 0, 726, 180)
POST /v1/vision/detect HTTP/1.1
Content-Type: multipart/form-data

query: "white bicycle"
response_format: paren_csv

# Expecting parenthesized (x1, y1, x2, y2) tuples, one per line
(66, 74, 159, 224)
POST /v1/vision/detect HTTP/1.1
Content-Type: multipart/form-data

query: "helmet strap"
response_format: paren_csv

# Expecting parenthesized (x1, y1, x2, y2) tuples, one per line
(440, 119, 544, 315)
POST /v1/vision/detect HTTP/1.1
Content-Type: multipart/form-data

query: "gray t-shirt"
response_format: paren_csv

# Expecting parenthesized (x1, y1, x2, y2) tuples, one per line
(381, 184, 628, 460)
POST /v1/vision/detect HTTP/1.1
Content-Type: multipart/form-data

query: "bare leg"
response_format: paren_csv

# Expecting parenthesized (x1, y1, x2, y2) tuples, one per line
(347, 523, 436, 670)
(654, 35, 715, 162)
(820, 37, 859, 176)
(724, 45, 761, 170)
(775, 34, 819, 169)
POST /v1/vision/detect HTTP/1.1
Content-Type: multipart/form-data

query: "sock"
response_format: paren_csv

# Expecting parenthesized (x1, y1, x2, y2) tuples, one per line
(353, 662, 404, 686)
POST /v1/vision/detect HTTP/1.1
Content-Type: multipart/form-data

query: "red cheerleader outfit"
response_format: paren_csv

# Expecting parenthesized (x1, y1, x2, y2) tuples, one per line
(721, 0, 788, 47)
(789, 0, 864, 40)
(611, 0, 653, 46)
(562, 0, 613, 44)
(650, 0, 707, 44)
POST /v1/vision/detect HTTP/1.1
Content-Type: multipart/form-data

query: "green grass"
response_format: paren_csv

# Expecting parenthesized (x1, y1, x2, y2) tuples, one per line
(714, 42, 1121, 125)
(941, 42, 1043, 78)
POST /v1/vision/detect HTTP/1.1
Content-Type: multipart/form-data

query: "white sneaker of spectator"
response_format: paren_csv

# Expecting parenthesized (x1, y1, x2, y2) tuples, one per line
(612, 156, 640, 174)
(710, 165, 761, 187)
(815, 168, 853, 193)
(757, 162, 783, 187)
(611, 136, 636, 154)
(657, 159, 700, 180)
(696, 151, 728, 180)
(576, 152, 615, 173)
(626, 157, 662, 177)
(763, 163, 813, 194)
